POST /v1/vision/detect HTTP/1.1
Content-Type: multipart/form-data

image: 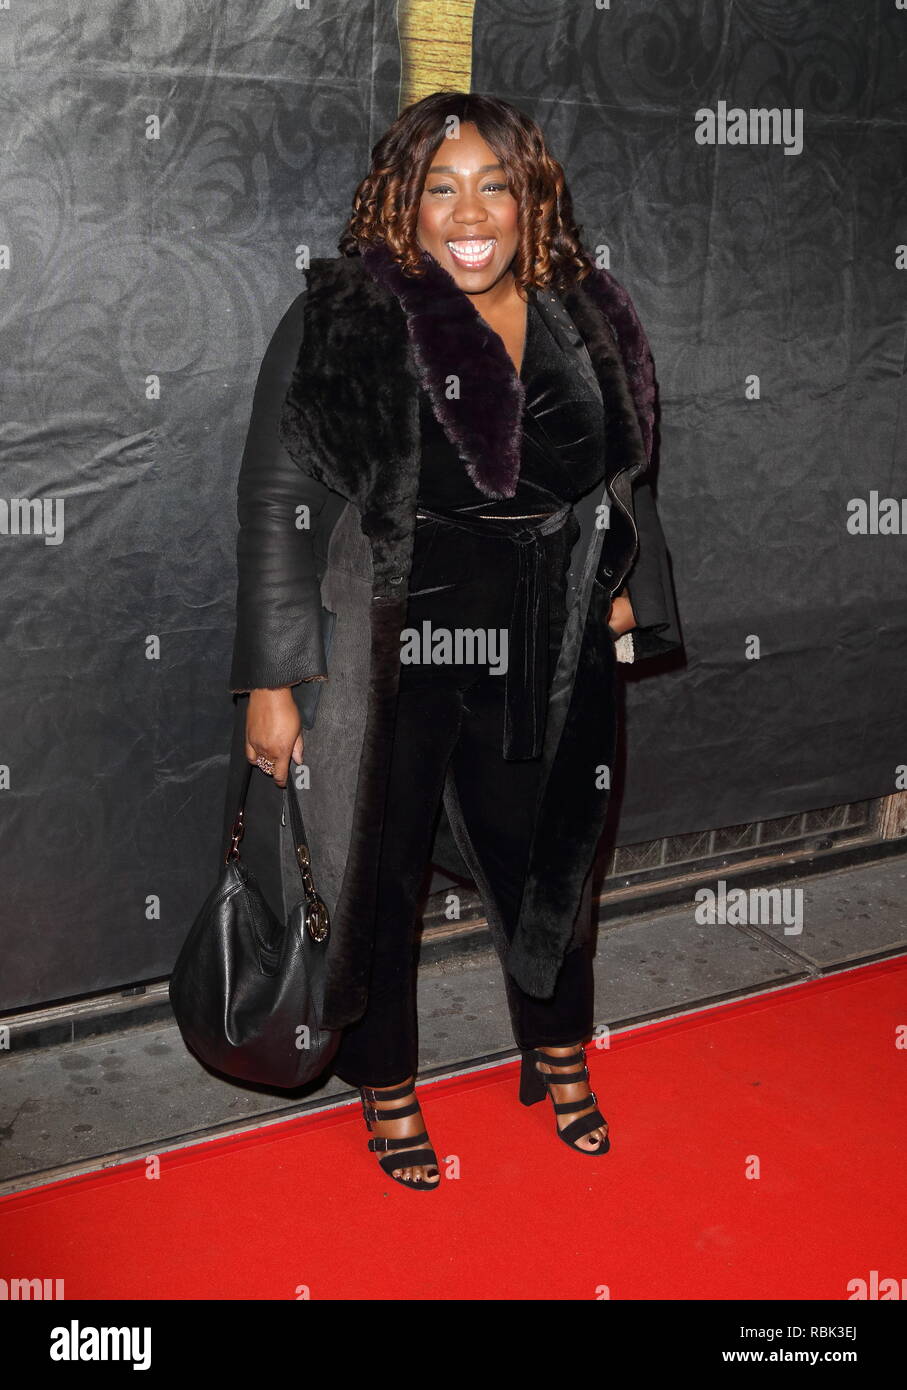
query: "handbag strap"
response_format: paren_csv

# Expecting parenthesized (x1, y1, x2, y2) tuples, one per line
(226, 761, 308, 873)
(225, 761, 329, 942)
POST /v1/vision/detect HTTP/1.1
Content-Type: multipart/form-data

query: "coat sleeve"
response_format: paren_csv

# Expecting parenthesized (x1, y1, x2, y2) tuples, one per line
(617, 475, 683, 664)
(228, 287, 336, 692)
(589, 267, 682, 667)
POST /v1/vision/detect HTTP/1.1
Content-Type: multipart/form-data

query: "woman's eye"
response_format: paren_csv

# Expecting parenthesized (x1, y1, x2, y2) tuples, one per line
(425, 182, 510, 197)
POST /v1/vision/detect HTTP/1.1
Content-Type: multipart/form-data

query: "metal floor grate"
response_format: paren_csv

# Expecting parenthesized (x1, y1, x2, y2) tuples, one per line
(420, 799, 882, 944)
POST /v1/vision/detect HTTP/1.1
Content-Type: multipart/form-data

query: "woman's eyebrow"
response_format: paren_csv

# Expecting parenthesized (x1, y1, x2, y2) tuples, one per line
(426, 162, 504, 175)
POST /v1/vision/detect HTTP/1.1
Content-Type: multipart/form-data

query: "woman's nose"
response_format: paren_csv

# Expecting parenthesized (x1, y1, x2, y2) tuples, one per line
(451, 190, 487, 225)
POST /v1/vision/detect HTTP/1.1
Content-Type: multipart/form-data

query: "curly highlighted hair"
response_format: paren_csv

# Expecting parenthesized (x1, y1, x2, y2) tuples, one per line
(338, 90, 592, 293)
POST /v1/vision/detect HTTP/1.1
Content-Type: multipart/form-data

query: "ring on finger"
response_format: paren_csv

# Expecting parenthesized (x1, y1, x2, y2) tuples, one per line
(255, 754, 275, 775)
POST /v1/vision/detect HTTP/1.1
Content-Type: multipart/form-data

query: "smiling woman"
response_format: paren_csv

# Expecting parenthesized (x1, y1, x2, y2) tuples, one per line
(223, 90, 684, 1192)
(420, 145, 515, 269)
(417, 125, 526, 367)
(341, 93, 589, 290)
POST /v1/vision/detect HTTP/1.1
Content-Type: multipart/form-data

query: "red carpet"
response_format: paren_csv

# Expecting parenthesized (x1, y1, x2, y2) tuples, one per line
(2, 959, 905, 1300)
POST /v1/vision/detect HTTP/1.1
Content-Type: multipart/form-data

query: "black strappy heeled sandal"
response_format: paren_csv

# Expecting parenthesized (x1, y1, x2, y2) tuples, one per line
(359, 1079, 441, 1191)
(519, 1044, 611, 1155)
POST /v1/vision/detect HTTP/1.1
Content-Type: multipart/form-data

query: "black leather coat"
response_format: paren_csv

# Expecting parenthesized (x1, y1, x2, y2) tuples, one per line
(224, 246, 683, 1029)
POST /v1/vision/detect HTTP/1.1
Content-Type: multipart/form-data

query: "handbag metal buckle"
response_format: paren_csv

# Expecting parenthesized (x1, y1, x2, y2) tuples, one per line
(296, 842, 330, 942)
(304, 897, 330, 943)
(226, 808, 245, 862)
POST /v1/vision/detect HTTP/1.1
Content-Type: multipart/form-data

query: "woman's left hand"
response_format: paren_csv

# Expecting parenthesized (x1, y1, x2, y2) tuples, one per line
(607, 588, 637, 636)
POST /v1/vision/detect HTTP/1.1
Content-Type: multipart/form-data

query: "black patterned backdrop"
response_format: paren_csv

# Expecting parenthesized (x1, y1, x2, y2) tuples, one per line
(1, 1, 904, 1010)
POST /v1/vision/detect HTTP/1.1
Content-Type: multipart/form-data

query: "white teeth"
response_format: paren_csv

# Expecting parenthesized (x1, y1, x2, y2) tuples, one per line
(447, 238, 495, 261)
(446, 238, 496, 268)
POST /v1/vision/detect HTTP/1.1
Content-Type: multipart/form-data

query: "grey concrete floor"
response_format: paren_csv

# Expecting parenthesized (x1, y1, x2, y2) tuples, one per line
(1, 855, 905, 1194)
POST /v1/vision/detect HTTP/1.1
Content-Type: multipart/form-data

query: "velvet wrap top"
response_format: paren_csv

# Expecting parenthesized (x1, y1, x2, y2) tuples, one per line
(406, 292, 608, 759)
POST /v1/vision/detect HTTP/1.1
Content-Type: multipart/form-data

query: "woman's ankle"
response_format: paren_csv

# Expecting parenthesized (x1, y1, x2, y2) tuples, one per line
(361, 1073, 415, 1094)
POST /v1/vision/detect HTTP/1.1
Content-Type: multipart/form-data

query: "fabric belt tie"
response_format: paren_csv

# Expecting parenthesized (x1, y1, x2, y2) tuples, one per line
(412, 502, 573, 761)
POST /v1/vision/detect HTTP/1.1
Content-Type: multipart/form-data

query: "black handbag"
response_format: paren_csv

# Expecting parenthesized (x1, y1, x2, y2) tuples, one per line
(169, 761, 340, 1089)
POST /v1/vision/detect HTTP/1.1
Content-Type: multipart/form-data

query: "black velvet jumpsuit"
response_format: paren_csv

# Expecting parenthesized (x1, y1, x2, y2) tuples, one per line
(333, 292, 608, 1087)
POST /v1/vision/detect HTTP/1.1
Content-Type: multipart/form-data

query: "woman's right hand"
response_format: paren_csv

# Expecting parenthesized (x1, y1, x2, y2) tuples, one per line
(245, 687, 304, 788)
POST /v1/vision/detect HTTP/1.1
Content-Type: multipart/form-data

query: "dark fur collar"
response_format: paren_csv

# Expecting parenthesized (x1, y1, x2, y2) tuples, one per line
(360, 241, 526, 498)
(277, 245, 655, 568)
(360, 240, 656, 490)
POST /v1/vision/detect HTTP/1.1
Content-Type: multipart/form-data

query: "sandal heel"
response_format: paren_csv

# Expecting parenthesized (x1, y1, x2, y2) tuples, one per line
(519, 1050, 548, 1106)
(519, 1044, 611, 1156)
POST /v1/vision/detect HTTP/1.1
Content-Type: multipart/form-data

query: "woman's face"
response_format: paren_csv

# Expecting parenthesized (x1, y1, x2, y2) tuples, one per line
(415, 122, 520, 295)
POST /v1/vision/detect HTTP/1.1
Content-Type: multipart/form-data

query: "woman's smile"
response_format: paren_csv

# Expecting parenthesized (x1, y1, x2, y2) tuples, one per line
(415, 122, 520, 298)
(445, 236, 497, 271)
